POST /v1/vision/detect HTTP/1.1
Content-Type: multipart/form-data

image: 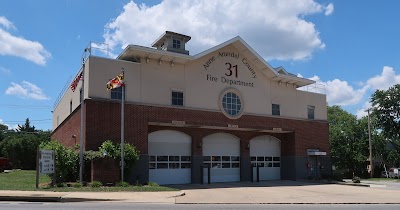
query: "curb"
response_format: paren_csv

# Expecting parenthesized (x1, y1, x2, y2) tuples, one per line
(0, 195, 112, 203)
(0, 196, 62, 202)
(298, 179, 375, 187)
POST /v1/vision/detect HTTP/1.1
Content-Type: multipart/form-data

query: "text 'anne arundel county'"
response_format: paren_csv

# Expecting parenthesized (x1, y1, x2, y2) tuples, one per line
(203, 52, 257, 88)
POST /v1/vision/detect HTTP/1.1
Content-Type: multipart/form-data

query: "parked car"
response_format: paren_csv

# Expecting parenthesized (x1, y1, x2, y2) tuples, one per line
(388, 168, 399, 178)
(381, 171, 388, 178)
(0, 157, 12, 172)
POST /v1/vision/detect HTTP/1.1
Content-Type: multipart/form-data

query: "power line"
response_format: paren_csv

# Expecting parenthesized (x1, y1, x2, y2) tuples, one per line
(0, 104, 52, 109)
(0, 119, 52, 123)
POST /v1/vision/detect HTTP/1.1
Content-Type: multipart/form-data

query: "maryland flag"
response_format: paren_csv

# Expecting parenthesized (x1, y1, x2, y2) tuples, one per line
(106, 72, 124, 90)
(70, 72, 83, 92)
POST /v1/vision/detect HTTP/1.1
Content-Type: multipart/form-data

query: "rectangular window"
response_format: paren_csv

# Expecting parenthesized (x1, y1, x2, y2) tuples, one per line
(171, 91, 184, 106)
(79, 89, 83, 103)
(173, 39, 181, 49)
(272, 104, 280, 116)
(70, 100, 72, 113)
(307, 105, 315, 119)
(111, 87, 125, 100)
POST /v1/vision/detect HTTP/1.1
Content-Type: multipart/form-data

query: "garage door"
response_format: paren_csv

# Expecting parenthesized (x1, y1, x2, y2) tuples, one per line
(250, 135, 281, 180)
(202, 133, 240, 183)
(148, 130, 191, 185)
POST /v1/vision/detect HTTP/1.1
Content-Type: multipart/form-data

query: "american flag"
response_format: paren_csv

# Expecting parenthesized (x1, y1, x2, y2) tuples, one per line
(70, 72, 83, 92)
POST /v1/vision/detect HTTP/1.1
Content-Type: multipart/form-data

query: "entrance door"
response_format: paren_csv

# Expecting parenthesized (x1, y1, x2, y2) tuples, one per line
(202, 133, 240, 183)
(250, 135, 281, 180)
(148, 130, 191, 185)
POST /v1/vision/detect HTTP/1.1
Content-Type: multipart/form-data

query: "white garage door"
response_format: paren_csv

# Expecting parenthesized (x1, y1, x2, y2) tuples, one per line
(148, 130, 191, 185)
(202, 133, 240, 183)
(250, 135, 281, 180)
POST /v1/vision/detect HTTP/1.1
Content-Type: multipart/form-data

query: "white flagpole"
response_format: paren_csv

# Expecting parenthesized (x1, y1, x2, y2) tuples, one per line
(121, 69, 125, 182)
(79, 58, 85, 184)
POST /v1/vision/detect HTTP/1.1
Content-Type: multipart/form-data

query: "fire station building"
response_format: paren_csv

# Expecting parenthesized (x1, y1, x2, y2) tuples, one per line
(51, 31, 330, 185)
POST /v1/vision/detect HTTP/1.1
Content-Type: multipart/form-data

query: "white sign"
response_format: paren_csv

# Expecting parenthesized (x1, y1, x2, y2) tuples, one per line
(39, 150, 54, 174)
(307, 151, 327, 156)
(172, 120, 185, 125)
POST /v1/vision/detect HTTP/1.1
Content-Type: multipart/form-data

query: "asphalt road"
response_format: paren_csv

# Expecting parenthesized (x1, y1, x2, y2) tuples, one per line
(1, 203, 400, 210)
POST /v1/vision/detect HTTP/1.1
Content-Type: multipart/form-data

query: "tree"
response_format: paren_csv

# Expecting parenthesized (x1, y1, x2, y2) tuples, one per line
(328, 106, 369, 177)
(0, 123, 8, 141)
(16, 118, 36, 133)
(371, 84, 400, 145)
(371, 84, 400, 167)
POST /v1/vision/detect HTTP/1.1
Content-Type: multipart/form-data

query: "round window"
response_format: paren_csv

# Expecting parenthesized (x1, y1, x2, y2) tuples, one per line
(219, 89, 244, 119)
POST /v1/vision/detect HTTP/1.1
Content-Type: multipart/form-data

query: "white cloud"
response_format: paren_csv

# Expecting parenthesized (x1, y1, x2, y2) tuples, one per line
(0, 66, 11, 75)
(0, 16, 15, 30)
(365, 66, 400, 91)
(307, 75, 366, 106)
(0, 118, 17, 130)
(304, 66, 400, 108)
(0, 16, 51, 65)
(103, 0, 332, 61)
(5, 81, 50, 100)
(356, 101, 371, 119)
(325, 3, 334, 16)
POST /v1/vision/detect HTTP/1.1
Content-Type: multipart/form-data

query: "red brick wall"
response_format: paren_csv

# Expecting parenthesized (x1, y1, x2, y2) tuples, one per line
(52, 99, 330, 156)
(51, 104, 85, 148)
(91, 157, 120, 184)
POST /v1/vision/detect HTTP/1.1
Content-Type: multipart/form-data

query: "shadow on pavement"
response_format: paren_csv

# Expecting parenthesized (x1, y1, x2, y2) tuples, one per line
(168, 180, 338, 190)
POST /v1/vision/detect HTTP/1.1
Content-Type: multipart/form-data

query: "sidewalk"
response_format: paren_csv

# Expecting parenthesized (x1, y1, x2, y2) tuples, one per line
(1, 180, 399, 204)
(0, 190, 184, 203)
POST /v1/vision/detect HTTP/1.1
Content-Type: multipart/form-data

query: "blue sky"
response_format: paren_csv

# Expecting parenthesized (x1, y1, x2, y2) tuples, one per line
(1, 0, 399, 131)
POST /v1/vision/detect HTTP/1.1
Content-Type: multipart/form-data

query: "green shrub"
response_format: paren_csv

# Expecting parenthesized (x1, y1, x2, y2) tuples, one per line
(99, 140, 139, 179)
(72, 182, 83, 188)
(352, 176, 361, 183)
(91, 181, 102, 188)
(56, 182, 67, 188)
(116, 181, 130, 187)
(147, 181, 159, 187)
(40, 140, 79, 182)
(99, 140, 119, 158)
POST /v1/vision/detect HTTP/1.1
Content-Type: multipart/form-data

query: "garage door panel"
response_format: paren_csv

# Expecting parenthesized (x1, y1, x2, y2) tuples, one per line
(148, 142, 191, 156)
(250, 135, 281, 181)
(148, 130, 192, 185)
(150, 169, 191, 185)
(203, 168, 240, 183)
(253, 167, 280, 180)
(202, 133, 240, 183)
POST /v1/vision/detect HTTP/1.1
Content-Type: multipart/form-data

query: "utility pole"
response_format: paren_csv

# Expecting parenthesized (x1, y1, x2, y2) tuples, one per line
(367, 108, 373, 178)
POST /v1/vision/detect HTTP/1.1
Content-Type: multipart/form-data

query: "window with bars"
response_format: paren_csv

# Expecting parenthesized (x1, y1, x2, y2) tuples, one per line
(307, 105, 315, 119)
(79, 88, 83, 103)
(250, 156, 281, 168)
(111, 87, 125, 100)
(69, 100, 72, 113)
(272, 104, 280, 116)
(203, 156, 240, 169)
(222, 92, 242, 117)
(149, 155, 191, 169)
(173, 39, 181, 49)
(171, 91, 184, 106)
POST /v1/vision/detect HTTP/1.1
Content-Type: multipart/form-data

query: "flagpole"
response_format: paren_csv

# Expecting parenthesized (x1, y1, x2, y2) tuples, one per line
(79, 58, 85, 184)
(121, 69, 125, 182)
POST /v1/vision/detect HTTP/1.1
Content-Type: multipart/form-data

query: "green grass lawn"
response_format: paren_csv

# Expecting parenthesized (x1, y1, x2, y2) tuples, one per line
(0, 170, 50, 191)
(0, 170, 178, 192)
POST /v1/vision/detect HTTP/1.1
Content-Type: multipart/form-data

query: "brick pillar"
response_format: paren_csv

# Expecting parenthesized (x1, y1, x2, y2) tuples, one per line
(91, 157, 120, 184)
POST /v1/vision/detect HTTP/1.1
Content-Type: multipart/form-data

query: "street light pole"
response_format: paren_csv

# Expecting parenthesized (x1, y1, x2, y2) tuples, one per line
(367, 109, 373, 178)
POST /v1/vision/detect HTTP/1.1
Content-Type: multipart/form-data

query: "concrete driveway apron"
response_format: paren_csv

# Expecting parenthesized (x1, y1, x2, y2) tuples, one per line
(174, 180, 400, 204)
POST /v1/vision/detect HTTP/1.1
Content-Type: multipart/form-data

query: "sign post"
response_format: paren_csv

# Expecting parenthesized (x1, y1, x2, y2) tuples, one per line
(36, 149, 55, 189)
